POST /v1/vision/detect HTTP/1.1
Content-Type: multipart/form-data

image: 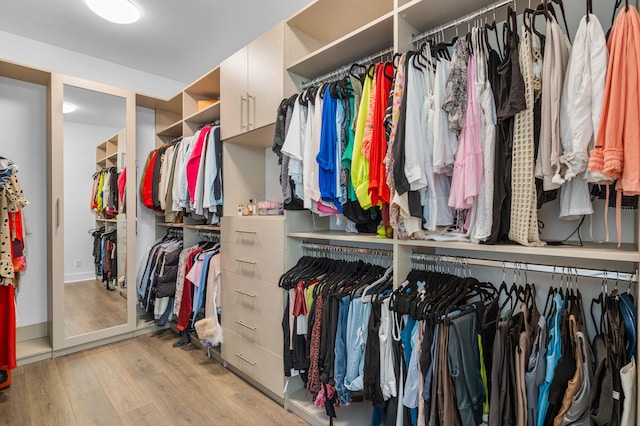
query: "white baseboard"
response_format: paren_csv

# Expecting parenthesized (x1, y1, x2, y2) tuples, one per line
(64, 271, 97, 282)
(16, 322, 49, 342)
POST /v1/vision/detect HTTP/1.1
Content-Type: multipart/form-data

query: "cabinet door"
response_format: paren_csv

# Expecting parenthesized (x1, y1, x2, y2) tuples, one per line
(247, 23, 284, 131)
(221, 46, 248, 140)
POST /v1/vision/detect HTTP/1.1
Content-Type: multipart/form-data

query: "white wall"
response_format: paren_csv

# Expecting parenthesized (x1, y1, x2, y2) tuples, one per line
(63, 122, 120, 281)
(0, 30, 185, 99)
(135, 107, 157, 270)
(0, 76, 48, 327)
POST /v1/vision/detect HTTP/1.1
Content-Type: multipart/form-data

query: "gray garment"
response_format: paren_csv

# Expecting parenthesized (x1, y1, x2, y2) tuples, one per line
(562, 331, 592, 426)
(164, 143, 181, 223)
(590, 334, 614, 425)
(526, 315, 547, 426)
(447, 312, 485, 426)
(280, 102, 295, 203)
(488, 321, 508, 426)
(350, 77, 363, 132)
(442, 39, 469, 134)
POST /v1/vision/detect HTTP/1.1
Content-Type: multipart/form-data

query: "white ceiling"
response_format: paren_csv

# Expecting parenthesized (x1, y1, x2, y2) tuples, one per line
(0, 0, 311, 87)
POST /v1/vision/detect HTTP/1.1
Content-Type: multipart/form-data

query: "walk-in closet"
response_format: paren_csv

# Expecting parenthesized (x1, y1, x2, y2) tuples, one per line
(1, 0, 639, 425)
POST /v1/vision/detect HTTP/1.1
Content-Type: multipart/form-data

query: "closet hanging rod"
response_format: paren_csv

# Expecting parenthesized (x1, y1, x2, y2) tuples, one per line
(300, 46, 394, 90)
(198, 231, 220, 241)
(410, 253, 639, 283)
(301, 242, 393, 257)
(412, 0, 514, 44)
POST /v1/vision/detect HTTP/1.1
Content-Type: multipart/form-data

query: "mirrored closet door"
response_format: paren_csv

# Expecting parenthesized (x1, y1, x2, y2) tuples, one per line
(49, 75, 137, 351)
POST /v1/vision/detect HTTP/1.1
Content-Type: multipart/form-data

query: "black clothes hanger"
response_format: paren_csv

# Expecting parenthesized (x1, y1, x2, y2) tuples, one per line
(549, 0, 572, 43)
(586, 0, 593, 22)
(349, 63, 367, 84)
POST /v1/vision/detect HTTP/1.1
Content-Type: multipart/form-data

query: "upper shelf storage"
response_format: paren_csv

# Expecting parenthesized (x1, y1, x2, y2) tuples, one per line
(397, 0, 500, 36)
(183, 67, 220, 119)
(287, 13, 394, 79)
(285, 0, 393, 75)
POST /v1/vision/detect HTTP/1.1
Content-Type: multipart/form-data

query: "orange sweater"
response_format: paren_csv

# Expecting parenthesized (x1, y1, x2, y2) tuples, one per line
(588, 7, 640, 245)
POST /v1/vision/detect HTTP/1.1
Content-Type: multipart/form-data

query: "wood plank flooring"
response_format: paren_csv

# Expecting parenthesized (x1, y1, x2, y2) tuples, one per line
(0, 330, 308, 425)
(64, 279, 127, 337)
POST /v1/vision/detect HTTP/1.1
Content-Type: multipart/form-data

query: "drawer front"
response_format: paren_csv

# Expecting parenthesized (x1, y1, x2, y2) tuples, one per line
(221, 216, 285, 250)
(222, 329, 285, 397)
(255, 345, 286, 397)
(222, 297, 284, 355)
(221, 271, 284, 319)
(221, 327, 256, 377)
(220, 242, 284, 284)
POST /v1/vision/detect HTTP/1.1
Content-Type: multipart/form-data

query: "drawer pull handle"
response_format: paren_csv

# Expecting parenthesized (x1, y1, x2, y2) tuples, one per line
(235, 353, 256, 366)
(234, 289, 256, 298)
(235, 320, 257, 331)
(235, 230, 257, 234)
(235, 259, 257, 265)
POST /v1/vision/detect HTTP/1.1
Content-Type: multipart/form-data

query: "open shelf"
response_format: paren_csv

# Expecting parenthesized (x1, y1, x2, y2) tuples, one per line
(397, 239, 640, 263)
(157, 222, 184, 228)
(96, 218, 118, 223)
(287, 13, 394, 79)
(287, 0, 393, 47)
(288, 231, 394, 246)
(182, 224, 221, 231)
(285, 387, 371, 426)
(224, 123, 276, 148)
(185, 67, 220, 99)
(184, 101, 221, 125)
(157, 119, 183, 137)
(397, 0, 499, 35)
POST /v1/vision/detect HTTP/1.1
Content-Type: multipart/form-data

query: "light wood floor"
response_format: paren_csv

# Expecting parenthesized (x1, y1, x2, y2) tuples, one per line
(0, 330, 308, 425)
(64, 279, 127, 337)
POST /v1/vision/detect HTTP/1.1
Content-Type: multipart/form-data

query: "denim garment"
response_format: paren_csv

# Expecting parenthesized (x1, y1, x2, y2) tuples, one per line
(536, 294, 564, 426)
(334, 296, 351, 404)
(344, 297, 372, 391)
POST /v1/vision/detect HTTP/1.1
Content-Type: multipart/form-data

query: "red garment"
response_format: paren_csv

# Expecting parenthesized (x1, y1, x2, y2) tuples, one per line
(176, 249, 202, 331)
(292, 281, 308, 316)
(118, 167, 127, 203)
(369, 62, 393, 206)
(0, 285, 16, 371)
(8, 212, 25, 272)
(185, 126, 212, 204)
(141, 150, 159, 210)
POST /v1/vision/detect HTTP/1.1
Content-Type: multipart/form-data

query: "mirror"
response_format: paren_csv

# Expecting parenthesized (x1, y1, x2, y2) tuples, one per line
(63, 85, 127, 338)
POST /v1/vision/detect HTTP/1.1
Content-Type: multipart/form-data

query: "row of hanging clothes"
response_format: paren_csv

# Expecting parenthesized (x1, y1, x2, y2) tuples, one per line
(279, 245, 638, 426)
(90, 167, 123, 218)
(0, 156, 29, 384)
(279, 244, 395, 423)
(136, 228, 222, 345)
(273, 0, 639, 247)
(140, 124, 223, 225)
(90, 226, 118, 290)
(273, 49, 395, 236)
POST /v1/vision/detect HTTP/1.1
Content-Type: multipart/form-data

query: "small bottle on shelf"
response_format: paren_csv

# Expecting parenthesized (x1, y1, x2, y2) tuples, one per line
(237, 203, 244, 216)
(248, 199, 255, 216)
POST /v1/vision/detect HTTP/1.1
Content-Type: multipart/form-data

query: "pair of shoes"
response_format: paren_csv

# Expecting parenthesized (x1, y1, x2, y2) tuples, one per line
(172, 330, 191, 348)
(172, 337, 190, 348)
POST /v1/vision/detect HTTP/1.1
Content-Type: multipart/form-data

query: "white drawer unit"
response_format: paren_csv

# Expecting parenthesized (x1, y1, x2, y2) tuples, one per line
(221, 271, 285, 319)
(221, 216, 286, 250)
(221, 241, 284, 284)
(222, 328, 285, 397)
(219, 212, 318, 400)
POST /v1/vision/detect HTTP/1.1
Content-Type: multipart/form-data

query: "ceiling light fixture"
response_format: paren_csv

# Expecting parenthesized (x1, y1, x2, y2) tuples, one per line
(85, 0, 140, 24)
(63, 102, 78, 114)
